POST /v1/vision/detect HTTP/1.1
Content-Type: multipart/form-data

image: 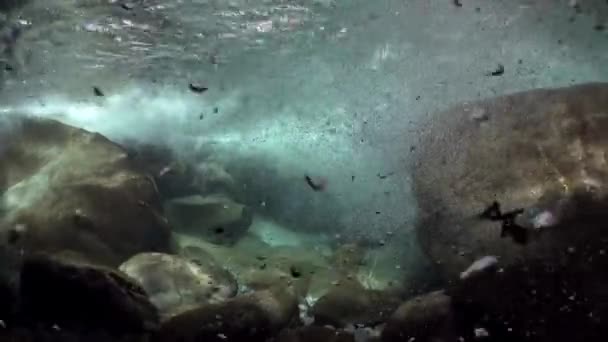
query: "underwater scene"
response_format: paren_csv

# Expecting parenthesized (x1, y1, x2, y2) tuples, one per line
(0, 0, 607, 341)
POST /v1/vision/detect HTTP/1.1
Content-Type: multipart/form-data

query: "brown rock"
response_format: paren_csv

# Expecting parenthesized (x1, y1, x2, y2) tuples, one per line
(0, 116, 172, 266)
(164, 194, 252, 245)
(413, 83, 608, 340)
(382, 291, 455, 342)
(277, 326, 354, 342)
(155, 286, 298, 342)
(413, 82, 608, 278)
(127, 143, 238, 200)
(19, 252, 159, 333)
(119, 252, 237, 318)
(311, 281, 401, 328)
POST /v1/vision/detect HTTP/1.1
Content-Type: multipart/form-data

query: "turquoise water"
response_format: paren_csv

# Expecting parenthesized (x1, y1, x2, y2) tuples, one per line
(0, 0, 606, 341)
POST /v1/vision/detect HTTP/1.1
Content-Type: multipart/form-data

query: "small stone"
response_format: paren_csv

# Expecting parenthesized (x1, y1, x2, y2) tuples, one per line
(474, 327, 489, 338)
(470, 108, 489, 122)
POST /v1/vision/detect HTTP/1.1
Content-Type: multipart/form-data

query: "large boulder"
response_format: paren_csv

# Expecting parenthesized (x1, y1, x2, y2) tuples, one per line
(119, 252, 237, 318)
(125, 143, 239, 200)
(19, 252, 159, 334)
(0, 246, 21, 324)
(311, 281, 401, 328)
(414, 82, 608, 277)
(382, 291, 455, 342)
(155, 286, 298, 342)
(412, 83, 608, 340)
(165, 194, 252, 245)
(0, 116, 173, 266)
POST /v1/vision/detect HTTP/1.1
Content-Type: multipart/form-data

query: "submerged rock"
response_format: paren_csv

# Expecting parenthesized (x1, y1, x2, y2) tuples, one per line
(119, 252, 237, 318)
(126, 143, 239, 200)
(0, 246, 21, 324)
(19, 252, 159, 333)
(0, 116, 172, 266)
(414, 82, 608, 277)
(382, 290, 455, 342)
(165, 194, 252, 245)
(277, 326, 355, 342)
(155, 286, 298, 342)
(311, 281, 401, 328)
(413, 83, 608, 340)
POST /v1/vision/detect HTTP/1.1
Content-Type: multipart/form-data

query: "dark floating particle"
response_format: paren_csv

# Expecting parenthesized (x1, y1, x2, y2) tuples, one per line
(594, 23, 605, 31)
(93, 86, 104, 97)
(290, 266, 302, 278)
(213, 107, 219, 113)
(351, 175, 355, 182)
(120, 2, 135, 10)
(453, 0, 463, 7)
(199, 113, 204, 120)
(478, 201, 528, 245)
(486, 64, 504, 76)
(377, 171, 395, 179)
(214, 227, 225, 234)
(415, 95, 421, 100)
(304, 175, 326, 191)
(189, 83, 208, 93)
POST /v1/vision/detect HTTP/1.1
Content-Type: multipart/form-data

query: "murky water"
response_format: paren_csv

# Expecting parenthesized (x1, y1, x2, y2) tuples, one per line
(0, 0, 607, 341)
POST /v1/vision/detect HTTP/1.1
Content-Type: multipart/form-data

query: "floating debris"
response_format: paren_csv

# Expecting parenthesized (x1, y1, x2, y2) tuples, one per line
(93, 86, 104, 97)
(158, 165, 173, 177)
(460, 256, 499, 280)
(474, 327, 490, 338)
(189, 83, 208, 93)
(486, 64, 504, 76)
(479, 201, 528, 244)
(453, 0, 463, 7)
(377, 171, 395, 179)
(120, 2, 135, 10)
(290, 266, 302, 278)
(304, 175, 326, 191)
